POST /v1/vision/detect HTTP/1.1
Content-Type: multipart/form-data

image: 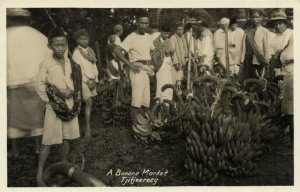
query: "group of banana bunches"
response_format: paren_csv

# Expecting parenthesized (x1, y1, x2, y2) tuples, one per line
(133, 67, 283, 184)
(92, 65, 283, 184)
(92, 70, 132, 125)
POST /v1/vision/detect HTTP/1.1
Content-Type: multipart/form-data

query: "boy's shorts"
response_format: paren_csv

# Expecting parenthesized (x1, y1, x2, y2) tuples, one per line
(82, 82, 97, 101)
(130, 70, 150, 108)
(42, 104, 80, 145)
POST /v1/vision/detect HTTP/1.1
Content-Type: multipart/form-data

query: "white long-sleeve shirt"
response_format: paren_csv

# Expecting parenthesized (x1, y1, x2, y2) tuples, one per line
(240, 25, 272, 65)
(271, 28, 293, 55)
(198, 29, 214, 57)
(72, 45, 99, 83)
(228, 27, 244, 64)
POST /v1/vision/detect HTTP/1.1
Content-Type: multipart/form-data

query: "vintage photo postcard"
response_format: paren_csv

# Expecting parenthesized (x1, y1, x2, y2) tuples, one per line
(1, 0, 299, 192)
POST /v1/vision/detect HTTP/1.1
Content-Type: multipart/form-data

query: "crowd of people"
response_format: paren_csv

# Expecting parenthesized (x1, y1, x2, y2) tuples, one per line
(7, 8, 293, 186)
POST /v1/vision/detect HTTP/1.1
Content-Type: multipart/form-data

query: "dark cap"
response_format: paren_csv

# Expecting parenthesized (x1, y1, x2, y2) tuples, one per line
(48, 26, 66, 41)
(136, 9, 149, 19)
(160, 24, 171, 32)
(230, 18, 237, 25)
(73, 29, 89, 39)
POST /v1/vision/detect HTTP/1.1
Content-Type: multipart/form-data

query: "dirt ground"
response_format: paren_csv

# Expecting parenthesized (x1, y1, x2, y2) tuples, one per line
(7, 112, 293, 187)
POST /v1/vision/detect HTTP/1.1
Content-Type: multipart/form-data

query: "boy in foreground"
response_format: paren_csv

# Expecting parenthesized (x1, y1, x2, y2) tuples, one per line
(36, 27, 82, 186)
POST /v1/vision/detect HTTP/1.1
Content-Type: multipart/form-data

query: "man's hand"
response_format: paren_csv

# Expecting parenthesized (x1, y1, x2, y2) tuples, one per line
(60, 88, 73, 99)
(174, 63, 181, 71)
(129, 64, 140, 74)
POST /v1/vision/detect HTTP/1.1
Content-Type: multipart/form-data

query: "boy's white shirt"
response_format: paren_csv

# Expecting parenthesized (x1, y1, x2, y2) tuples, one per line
(36, 55, 74, 107)
(72, 45, 99, 83)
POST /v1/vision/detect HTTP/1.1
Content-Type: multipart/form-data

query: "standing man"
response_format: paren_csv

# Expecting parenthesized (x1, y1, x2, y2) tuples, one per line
(269, 11, 293, 151)
(214, 17, 231, 70)
(149, 24, 161, 42)
(228, 18, 245, 76)
(112, 10, 155, 128)
(7, 8, 51, 158)
(240, 9, 271, 80)
(270, 11, 293, 78)
(196, 22, 215, 69)
(169, 23, 188, 85)
(151, 25, 174, 100)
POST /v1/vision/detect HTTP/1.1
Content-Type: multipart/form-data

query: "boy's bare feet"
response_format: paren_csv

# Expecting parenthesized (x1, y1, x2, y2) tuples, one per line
(84, 131, 92, 140)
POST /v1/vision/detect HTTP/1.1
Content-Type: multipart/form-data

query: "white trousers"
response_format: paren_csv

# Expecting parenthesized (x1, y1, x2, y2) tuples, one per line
(156, 57, 173, 100)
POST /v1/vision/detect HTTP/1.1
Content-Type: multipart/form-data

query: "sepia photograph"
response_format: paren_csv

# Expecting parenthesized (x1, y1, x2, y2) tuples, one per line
(4, 1, 296, 189)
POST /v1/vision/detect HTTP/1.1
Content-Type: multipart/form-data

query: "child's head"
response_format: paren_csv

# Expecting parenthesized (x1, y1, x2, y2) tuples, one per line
(73, 29, 89, 48)
(108, 35, 116, 44)
(48, 27, 67, 59)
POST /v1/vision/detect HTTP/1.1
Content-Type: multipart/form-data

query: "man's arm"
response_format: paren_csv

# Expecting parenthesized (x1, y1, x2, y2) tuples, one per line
(240, 33, 246, 64)
(112, 46, 140, 73)
(35, 61, 49, 103)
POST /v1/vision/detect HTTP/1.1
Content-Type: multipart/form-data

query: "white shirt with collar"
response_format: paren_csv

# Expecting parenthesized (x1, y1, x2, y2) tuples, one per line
(72, 45, 99, 83)
(241, 25, 272, 65)
(271, 28, 293, 55)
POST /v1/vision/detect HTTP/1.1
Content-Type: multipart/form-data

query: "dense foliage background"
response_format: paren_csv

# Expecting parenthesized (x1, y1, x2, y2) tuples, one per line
(25, 8, 293, 70)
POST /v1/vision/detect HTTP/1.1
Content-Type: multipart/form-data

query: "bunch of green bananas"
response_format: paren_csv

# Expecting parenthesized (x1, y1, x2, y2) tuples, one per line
(184, 124, 222, 184)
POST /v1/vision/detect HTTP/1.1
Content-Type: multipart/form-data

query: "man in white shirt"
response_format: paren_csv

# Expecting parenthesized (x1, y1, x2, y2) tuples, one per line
(169, 23, 188, 84)
(214, 18, 230, 69)
(228, 18, 244, 76)
(196, 22, 214, 68)
(7, 8, 51, 158)
(240, 9, 271, 80)
(113, 10, 155, 128)
(270, 11, 294, 152)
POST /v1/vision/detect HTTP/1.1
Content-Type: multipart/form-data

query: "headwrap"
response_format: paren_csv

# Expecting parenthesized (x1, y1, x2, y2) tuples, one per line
(48, 27, 66, 42)
(161, 24, 171, 33)
(230, 18, 237, 25)
(218, 17, 230, 25)
(73, 29, 89, 39)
